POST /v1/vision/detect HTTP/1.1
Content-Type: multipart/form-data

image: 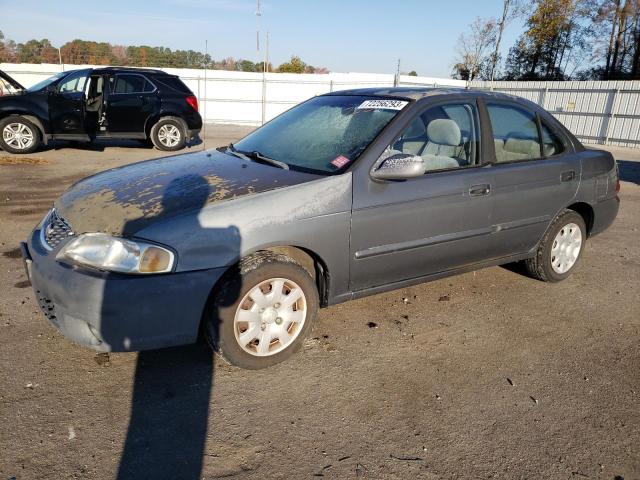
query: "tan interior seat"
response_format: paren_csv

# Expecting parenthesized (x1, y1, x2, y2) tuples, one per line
(423, 119, 465, 160)
(503, 138, 540, 161)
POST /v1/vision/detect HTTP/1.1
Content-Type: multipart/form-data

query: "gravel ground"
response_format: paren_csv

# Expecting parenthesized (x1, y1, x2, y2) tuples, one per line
(0, 128, 638, 480)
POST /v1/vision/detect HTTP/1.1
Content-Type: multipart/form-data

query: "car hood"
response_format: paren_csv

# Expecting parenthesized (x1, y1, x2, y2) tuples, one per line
(54, 149, 321, 236)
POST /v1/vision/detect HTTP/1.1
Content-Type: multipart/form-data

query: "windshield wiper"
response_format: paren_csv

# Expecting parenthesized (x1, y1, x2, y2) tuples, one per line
(245, 151, 289, 170)
(223, 143, 250, 160)
(225, 143, 289, 170)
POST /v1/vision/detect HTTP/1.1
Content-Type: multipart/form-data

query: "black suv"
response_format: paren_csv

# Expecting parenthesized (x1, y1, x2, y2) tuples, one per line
(0, 68, 202, 154)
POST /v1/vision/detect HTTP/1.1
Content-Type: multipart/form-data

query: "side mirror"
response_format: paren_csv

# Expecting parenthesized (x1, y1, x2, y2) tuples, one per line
(371, 153, 426, 180)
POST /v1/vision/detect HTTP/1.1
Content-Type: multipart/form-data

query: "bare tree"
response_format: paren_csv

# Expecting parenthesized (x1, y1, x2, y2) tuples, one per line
(453, 17, 497, 81)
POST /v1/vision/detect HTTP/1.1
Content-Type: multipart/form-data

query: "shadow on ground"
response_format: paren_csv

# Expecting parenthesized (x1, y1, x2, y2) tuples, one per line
(618, 160, 640, 185)
(49, 136, 203, 152)
(98, 174, 241, 479)
(116, 344, 214, 479)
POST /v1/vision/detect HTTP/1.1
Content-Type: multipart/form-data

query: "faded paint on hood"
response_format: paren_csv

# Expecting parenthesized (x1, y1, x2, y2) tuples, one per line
(55, 149, 321, 236)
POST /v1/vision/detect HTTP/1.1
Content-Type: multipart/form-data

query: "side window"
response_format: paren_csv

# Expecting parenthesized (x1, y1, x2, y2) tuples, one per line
(58, 71, 89, 94)
(488, 104, 541, 162)
(111, 74, 153, 94)
(386, 102, 480, 173)
(540, 122, 565, 157)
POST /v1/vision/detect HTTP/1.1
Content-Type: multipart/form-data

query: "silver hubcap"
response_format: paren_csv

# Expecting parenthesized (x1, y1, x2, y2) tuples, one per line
(3, 122, 34, 150)
(157, 124, 181, 147)
(551, 222, 582, 274)
(234, 277, 307, 357)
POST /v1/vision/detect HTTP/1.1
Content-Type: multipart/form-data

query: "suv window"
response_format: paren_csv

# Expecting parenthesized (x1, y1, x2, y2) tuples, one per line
(110, 74, 155, 94)
(488, 103, 541, 162)
(384, 102, 480, 172)
(155, 76, 191, 94)
(58, 71, 89, 94)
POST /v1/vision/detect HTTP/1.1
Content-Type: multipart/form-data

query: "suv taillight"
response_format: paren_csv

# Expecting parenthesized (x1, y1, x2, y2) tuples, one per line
(186, 95, 198, 112)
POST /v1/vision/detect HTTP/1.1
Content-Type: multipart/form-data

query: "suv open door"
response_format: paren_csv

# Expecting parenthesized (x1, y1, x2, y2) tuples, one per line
(0, 70, 25, 95)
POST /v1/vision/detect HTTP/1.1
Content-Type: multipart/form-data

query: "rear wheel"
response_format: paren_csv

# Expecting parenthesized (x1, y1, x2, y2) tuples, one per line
(0, 116, 41, 154)
(205, 252, 319, 369)
(150, 117, 186, 151)
(524, 210, 586, 282)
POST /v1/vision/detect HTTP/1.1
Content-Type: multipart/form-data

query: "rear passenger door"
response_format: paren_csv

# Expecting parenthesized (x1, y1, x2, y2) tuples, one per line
(104, 73, 159, 136)
(485, 101, 581, 259)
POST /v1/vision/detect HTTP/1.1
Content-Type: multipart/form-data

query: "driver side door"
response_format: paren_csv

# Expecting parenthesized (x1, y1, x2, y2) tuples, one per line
(350, 100, 494, 291)
(48, 69, 91, 140)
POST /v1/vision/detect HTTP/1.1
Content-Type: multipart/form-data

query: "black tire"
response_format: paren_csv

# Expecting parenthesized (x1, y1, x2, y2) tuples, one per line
(204, 251, 319, 369)
(524, 209, 587, 282)
(150, 117, 186, 151)
(0, 116, 41, 154)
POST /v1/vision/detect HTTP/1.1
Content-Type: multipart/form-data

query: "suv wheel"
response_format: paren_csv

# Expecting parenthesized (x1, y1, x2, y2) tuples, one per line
(205, 252, 319, 369)
(0, 116, 41, 154)
(524, 209, 586, 282)
(150, 117, 186, 151)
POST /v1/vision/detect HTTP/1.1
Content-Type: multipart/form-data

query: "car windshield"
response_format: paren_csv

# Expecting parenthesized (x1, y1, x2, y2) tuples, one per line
(26, 72, 67, 92)
(232, 95, 408, 174)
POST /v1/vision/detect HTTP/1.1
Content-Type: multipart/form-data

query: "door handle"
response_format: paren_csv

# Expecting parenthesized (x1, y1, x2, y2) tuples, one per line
(469, 184, 491, 196)
(561, 170, 575, 182)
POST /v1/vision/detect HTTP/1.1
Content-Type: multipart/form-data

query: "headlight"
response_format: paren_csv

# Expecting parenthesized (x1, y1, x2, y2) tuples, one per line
(56, 233, 175, 274)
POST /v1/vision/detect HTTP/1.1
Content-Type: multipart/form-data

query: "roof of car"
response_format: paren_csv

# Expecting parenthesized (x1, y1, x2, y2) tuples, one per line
(90, 67, 171, 75)
(324, 86, 520, 102)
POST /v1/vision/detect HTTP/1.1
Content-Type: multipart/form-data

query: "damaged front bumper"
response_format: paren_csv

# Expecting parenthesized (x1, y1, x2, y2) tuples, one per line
(23, 228, 225, 352)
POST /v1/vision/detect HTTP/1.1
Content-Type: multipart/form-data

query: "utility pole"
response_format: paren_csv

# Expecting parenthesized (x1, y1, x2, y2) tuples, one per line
(256, 0, 262, 62)
(261, 30, 269, 125)
(265, 31, 270, 73)
(394, 58, 401, 87)
(490, 0, 511, 82)
(203, 39, 208, 150)
(257, 0, 266, 125)
(58, 47, 64, 71)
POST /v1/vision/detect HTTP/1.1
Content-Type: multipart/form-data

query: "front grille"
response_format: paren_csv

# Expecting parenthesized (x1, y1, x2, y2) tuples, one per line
(42, 209, 74, 249)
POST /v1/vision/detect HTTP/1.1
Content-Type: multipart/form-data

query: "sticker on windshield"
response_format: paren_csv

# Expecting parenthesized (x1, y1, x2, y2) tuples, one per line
(356, 99, 408, 111)
(330, 155, 351, 169)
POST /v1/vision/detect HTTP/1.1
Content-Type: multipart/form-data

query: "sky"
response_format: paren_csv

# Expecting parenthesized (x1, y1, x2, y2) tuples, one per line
(0, 0, 525, 78)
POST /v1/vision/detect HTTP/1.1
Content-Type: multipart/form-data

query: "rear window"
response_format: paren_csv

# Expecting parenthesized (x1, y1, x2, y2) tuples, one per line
(110, 74, 155, 94)
(155, 76, 192, 94)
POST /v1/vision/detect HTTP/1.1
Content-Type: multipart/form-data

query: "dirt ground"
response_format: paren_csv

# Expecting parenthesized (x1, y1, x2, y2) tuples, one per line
(0, 127, 638, 480)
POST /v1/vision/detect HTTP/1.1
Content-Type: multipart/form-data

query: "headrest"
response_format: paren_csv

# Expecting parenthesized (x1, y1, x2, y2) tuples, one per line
(427, 119, 461, 147)
(504, 138, 540, 156)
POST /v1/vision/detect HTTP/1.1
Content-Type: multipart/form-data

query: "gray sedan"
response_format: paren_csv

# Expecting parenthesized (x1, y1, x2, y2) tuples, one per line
(21, 87, 619, 369)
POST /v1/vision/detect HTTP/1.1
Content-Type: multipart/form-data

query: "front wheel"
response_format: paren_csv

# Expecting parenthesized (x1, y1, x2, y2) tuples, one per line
(205, 252, 319, 369)
(150, 117, 186, 151)
(0, 116, 41, 154)
(525, 210, 586, 282)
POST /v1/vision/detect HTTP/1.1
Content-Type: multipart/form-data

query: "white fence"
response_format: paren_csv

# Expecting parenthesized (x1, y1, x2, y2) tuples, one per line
(0, 63, 464, 126)
(471, 80, 640, 149)
(2, 63, 640, 148)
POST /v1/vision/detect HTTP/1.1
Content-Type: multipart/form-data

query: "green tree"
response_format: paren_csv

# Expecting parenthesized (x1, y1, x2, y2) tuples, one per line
(238, 59, 257, 72)
(592, 0, 640, 79)
(503, 0, 593, 80)
(277, 55, 307, 73)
